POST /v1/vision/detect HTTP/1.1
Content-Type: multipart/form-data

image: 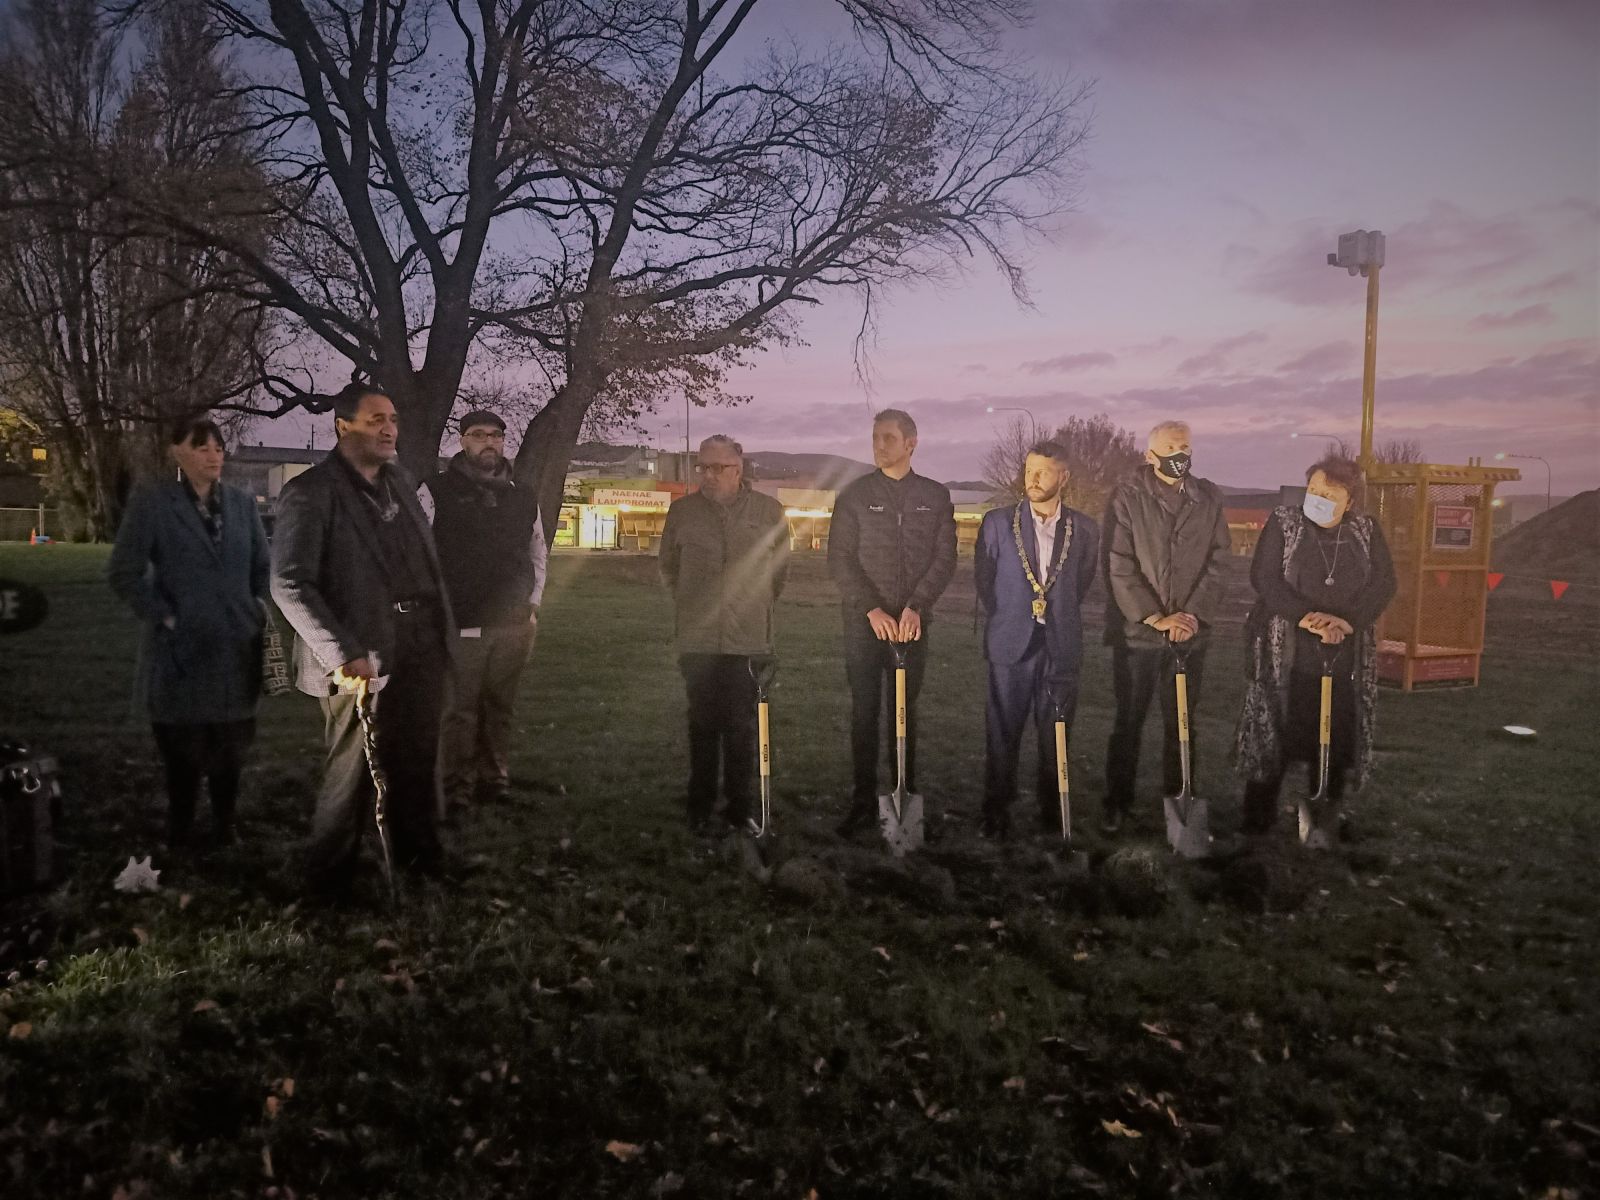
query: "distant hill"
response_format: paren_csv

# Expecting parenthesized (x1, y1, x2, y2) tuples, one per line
(745, 451, 873, 489)
(1494, 489, 1600, 583)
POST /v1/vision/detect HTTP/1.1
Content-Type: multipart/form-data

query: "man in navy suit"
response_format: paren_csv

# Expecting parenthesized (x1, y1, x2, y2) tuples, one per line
(975, 441, 1100, 839)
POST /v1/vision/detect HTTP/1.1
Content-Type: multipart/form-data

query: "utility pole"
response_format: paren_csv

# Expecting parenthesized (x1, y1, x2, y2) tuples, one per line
(1327, 230, 1386, 472)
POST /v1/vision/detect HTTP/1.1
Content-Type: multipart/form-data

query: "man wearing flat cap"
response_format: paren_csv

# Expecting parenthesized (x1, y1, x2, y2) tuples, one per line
(419, 408, 548, 817)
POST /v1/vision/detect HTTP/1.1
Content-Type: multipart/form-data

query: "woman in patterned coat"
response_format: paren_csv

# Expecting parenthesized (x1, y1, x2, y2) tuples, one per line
(1234, 455, 1397, 839)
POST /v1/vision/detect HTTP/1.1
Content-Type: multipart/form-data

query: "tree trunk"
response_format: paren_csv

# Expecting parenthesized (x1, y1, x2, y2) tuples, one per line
(514, 377, 602, 553)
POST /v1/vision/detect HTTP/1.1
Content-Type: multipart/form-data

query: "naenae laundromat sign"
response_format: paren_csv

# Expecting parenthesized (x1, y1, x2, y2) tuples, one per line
(1432, 504, 1475, 550)
(0, 578, 47, 635)
(591, 488, 672, 511)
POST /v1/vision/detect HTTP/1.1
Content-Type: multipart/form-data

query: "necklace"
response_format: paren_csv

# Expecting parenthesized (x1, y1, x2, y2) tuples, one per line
(1313, 524, 1343, 586)
(1011, 502, 1072, 619)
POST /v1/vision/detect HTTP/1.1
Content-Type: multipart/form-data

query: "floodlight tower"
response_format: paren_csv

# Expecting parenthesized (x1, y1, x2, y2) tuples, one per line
(1326, 230, 1386, 471)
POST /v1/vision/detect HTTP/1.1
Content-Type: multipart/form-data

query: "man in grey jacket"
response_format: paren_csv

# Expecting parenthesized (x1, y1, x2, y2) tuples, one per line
(1101, 420, 1231, 833)
(659, 435, 789, 833)
(270, 383, 455, 897)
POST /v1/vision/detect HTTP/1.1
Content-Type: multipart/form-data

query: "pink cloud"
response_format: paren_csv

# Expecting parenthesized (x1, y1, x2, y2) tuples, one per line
(1021, 350, 1117, 375)
(1511, 271, 1580, 300)
(1176, 330, 1268, 376)
(1236, 203, 1548, 308)
(1042, 0, 1596, 69)
(1469, 304, 1555, 331)
(1278, 341, 1356, 376)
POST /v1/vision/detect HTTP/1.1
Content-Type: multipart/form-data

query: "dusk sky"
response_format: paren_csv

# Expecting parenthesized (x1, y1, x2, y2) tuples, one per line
(267, 1, 1598, 496)
(637, 0, 1600, 494)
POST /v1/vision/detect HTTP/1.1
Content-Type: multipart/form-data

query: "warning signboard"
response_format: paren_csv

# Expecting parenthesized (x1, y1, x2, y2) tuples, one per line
(1431, 504, 1475, 550)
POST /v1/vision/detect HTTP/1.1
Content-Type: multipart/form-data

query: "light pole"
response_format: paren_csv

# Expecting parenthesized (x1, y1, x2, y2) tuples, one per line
(985, 405, 1038, 442)
(1289, 430, 1347, 446)
(1327, 229, 1386, 471)
(1495, 453, 1551, 514)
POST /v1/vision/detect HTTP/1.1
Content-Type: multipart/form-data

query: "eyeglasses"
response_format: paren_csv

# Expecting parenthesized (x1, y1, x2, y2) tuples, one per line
(695, 462, 740, 475)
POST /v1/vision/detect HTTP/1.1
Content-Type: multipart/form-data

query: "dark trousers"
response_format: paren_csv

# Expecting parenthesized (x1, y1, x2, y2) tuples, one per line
(152, 719, 256, 847)
(678, 653, 759, 823)
(309, 613, 445, 888)
(1105, 641, 1208, 813)
(984, 626, 1078, 824)
(440, 622, 535, 811)
(844, 632, 928, 803)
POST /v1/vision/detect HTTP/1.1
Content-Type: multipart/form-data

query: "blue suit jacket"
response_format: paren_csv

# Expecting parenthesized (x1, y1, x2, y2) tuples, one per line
(976, 503, 1100, 674)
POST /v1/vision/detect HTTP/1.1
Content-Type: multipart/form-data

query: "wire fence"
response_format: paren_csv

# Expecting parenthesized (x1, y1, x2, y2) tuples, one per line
(0, 506, 58, 542)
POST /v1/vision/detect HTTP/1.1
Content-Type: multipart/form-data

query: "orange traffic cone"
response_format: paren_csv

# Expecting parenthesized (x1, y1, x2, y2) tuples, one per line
(28, 528, 38, 545)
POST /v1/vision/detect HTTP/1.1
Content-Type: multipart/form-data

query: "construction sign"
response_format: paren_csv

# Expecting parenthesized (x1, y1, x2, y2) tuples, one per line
(1431, 504, 1475, 550)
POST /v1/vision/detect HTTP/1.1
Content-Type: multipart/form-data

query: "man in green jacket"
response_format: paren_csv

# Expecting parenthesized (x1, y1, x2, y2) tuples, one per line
(659, 435, 790, 833)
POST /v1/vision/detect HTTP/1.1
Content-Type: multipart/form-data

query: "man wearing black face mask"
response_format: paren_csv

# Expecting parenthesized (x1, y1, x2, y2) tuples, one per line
(1100, 420, 1231, 833)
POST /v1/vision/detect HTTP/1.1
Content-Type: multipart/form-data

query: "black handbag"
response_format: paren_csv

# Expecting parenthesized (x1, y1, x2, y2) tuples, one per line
(1, 738, 61, 896)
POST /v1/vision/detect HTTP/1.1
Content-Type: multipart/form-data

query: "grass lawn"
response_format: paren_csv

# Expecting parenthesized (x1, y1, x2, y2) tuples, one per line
(1, 543, 1596, 1199)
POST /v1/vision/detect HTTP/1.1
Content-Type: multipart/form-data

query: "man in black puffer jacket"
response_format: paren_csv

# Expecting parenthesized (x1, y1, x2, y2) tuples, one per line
(419, 409, 546, 817)
(828, 409, 957, 835)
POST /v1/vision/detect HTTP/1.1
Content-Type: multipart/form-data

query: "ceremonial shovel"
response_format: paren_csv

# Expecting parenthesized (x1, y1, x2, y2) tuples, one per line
(1049, 689, 1090, 871)
(747, 657, 778, 839)
(1162, 641, 1212, 859)
(877, 642, 924, 857)
(354, 661, 397, 902)
(1298, 644, 1339, 850)
(1051, 690, 1072, 842)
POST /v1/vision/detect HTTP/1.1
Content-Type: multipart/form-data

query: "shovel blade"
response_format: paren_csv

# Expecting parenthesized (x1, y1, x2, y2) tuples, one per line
(1297, 798, 1334, 850)
(878, 790, 925, 857)
(1163, 791, 1212, 860)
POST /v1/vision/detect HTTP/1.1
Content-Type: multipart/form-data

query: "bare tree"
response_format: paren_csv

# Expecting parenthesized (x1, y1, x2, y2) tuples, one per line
(113, 0, 1090, 532)
(982, 412, 1141, 518)
(0, 0, 274, 537)
(1376, 437, 1423, 464)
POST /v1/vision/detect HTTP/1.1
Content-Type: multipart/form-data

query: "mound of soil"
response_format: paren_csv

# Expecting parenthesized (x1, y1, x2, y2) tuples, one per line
(1495, 489, 1600, 583)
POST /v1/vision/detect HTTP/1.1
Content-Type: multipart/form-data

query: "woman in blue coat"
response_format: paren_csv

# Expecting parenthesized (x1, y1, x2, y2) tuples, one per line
(109, 418, 270, 849)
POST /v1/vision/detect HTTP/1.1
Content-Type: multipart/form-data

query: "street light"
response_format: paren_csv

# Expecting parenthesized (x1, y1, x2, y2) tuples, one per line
(1289, 431, 1347, 443)
(1326, 229, 1386, 470)
(985, 405, 1038, 442)
(1494, 452, 1551, 514)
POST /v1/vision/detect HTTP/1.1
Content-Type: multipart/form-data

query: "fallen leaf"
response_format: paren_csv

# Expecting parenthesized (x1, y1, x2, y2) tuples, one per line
(131, 926, 150, 946)
(604, 1140, 643, 1162)
(1001, 1076, 1026, 1092)
(651, 1172, 686, 1197)
(1139, 1021, 1184, 1052)
(280, 1077, 296, 1097)
(192, 999, 219, 1013)
(373, 938, 400, 952)
(265, 1095, 280, 1119)
(872, 945, 892, 962)
(1101, 1119, 1142, 1139)
(261, 1146, 274, 1178)
(8, 1022, 32, 1040)
(178, 893, 192, 911)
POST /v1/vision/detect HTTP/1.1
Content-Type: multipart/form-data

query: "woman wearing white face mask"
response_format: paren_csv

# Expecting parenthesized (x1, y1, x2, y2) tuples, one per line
(1233, 455, 1397, 837)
